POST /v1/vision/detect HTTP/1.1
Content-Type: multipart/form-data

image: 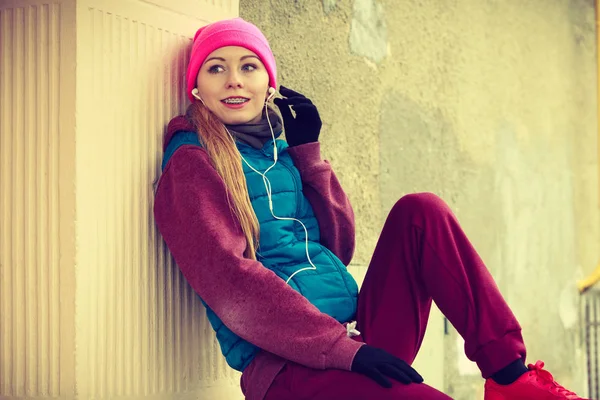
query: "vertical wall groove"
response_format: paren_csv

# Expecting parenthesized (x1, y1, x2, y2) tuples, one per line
(37, 5, 49, 394)
(0, 7, 11, 397)
(25, 6, 36, 395)
(13, 7, 25, 396)
(137, 19, 150, 396)
(0, 3, 64, 397)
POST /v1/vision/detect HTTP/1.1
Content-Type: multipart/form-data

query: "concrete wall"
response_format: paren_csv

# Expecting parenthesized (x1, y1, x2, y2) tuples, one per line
(241, 0, 598, 398)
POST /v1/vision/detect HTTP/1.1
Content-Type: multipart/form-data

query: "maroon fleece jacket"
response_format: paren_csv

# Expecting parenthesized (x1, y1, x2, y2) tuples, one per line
(153, 117, 365, 399)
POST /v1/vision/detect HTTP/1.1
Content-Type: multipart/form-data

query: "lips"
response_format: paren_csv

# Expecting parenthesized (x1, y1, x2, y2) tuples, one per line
(220, 96, 250, 110)
(221, 97, 249, 104)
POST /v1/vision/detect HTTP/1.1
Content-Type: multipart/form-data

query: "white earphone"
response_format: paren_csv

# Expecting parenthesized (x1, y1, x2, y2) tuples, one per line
(266, 86, 276, 101)
(190, 85, 316, 283)
(225, 85, 318, 284)
(192, 87, 276, 104)
(192, 87, 277, 104)
(191, 88, 205, 105)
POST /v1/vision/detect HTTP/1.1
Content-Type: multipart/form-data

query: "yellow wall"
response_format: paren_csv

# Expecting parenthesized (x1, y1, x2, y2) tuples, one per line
(1, 1, 77, 396)
(0, 0, 245, 398)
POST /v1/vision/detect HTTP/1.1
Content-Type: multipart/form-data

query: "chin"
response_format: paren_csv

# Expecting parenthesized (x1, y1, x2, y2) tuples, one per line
(221, 112, 261, 125)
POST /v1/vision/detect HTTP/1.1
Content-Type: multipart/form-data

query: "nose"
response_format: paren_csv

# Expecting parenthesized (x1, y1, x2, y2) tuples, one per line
(226, 69, 244, 89)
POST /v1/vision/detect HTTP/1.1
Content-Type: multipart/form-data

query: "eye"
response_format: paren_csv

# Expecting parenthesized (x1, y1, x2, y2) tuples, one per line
(242, 63, 258, 72)
(207, 65, 224, 74)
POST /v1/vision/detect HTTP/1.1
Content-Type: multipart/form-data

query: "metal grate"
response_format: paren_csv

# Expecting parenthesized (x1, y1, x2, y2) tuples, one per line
(584, 290, 600, 400)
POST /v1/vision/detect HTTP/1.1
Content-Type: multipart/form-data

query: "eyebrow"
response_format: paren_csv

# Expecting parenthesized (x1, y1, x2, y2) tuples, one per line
(204, 55, 260, 64)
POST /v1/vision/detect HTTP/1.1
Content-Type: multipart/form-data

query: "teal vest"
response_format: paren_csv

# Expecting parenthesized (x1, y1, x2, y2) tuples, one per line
(162, 131, 358, 371)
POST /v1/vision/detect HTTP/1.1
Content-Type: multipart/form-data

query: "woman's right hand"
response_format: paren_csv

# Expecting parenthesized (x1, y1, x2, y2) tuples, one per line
(350, 345, 424, 388)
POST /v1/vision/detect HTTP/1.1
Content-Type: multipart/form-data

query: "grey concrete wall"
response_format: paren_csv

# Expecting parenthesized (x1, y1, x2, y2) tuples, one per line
(240, 0, 598, 397)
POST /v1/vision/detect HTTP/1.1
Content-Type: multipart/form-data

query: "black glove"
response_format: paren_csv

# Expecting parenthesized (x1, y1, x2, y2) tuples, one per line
(351, 345, 424, 388)
(273, 86, 322, 147)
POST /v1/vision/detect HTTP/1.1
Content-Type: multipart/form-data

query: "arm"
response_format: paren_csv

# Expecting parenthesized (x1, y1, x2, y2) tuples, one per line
(287, 142, 356, 265)
(154, 146, 363, 370)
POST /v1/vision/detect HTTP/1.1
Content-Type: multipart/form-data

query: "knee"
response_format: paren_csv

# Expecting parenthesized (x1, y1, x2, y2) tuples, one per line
(390, 192, 452, 221)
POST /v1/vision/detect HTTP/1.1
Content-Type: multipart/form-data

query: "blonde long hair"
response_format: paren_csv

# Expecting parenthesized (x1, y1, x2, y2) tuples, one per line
(186, 101, 260, 260)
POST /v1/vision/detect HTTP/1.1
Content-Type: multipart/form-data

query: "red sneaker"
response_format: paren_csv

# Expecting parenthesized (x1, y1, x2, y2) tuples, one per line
(484, 361, 587, 399)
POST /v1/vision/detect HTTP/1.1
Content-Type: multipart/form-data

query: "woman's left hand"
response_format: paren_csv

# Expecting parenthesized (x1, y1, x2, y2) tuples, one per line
(274, 86, 322, 147)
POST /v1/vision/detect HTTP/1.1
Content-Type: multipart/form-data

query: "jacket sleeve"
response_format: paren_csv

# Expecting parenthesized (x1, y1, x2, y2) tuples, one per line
(153, 145, 363, 370)
(287, 142, 356, 266)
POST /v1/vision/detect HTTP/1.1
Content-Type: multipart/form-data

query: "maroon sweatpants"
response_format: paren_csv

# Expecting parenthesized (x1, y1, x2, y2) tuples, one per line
(265, 193, 527, 400)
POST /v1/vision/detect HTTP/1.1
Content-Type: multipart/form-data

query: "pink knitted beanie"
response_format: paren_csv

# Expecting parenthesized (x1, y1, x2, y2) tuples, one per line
(186, 18, 277, 102)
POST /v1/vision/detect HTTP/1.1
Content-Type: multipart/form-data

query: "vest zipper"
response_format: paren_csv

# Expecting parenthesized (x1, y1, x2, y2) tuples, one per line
(261, 142, 302, 217)
(280, 158, 302, 218)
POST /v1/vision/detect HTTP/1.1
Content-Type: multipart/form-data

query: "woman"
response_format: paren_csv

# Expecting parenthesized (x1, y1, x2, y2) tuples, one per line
(153, 17, 586, 400)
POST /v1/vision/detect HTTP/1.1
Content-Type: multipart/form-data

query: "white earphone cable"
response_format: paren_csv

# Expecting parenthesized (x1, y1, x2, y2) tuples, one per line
(233, 90, 317, 284)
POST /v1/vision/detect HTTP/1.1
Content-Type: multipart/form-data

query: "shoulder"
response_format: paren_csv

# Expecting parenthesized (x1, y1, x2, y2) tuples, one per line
(154, 143, 220, 205)
(162, 142, 212, 178)
(162, 131, 204, 172)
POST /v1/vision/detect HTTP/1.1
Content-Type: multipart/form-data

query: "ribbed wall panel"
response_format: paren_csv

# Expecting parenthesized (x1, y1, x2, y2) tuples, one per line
(1, 0, 241, 397)
(74, 3, 241, 398)
(0, 4, 64, 398)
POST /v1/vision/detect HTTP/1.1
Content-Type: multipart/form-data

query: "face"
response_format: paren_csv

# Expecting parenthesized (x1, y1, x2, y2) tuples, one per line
(196, 46, 270, 125)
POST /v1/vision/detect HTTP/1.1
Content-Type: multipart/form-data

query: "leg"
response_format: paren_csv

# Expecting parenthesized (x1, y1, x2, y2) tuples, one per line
(264, 360, 452, 400)
(356, 193, 526, 377)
